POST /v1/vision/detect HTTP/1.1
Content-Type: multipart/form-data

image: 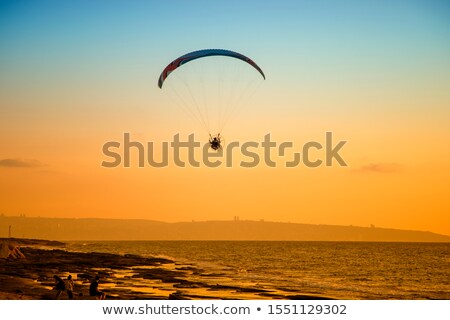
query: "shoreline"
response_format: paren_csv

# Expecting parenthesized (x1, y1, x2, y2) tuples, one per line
(0, 240, 333, 300)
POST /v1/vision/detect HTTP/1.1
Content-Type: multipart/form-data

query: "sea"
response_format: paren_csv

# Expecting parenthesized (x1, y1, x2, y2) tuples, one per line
(66, 241, 450, 299)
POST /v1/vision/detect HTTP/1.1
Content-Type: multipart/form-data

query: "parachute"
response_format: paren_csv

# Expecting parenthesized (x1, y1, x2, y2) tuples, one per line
(158, 49, 265, 88)
(158, 49, 265, 138)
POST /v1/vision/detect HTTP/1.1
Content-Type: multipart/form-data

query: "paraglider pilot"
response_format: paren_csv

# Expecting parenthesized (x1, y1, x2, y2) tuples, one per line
(209, 134, 222, 150)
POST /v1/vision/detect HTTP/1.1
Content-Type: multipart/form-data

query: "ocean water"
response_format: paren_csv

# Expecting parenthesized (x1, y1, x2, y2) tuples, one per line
(66, 241, 450, 299)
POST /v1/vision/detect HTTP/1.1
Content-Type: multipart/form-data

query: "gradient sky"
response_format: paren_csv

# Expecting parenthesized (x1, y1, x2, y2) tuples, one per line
(1, 0, 449, 235)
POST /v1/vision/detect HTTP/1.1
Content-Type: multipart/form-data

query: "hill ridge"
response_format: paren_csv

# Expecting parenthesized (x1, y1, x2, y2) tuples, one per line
(1, 216, 449, 242)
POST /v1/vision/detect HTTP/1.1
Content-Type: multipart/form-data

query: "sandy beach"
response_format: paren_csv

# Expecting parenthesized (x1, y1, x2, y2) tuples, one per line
(0, 239, 331, 300)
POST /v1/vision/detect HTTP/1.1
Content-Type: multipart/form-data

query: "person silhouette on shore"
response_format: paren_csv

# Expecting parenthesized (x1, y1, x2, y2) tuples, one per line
(53, 275, 65, 299)
(65, 274, 74, 299)
(89, 275, 106, 300)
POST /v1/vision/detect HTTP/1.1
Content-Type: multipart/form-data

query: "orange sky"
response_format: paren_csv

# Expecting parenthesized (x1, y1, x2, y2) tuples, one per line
(1, 83, 449, 235)
(1, 1, 449, 236)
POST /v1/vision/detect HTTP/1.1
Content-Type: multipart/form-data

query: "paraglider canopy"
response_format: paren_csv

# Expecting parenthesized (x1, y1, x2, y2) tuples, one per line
(158, 49, 265, 89)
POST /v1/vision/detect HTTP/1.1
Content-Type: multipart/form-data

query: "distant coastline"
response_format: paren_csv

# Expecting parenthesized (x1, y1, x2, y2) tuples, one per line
(1, 215, 449, 242)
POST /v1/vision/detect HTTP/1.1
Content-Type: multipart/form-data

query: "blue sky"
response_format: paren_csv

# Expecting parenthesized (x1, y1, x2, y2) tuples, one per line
(1, 0, 449, 127)
(1, 0, 449, 80)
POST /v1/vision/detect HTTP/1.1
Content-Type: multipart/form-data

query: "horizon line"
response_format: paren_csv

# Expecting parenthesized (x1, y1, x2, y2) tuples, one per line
(1, 214, 448, 237)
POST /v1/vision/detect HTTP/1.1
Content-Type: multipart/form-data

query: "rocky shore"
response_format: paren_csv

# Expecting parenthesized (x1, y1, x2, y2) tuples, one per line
(0, 239, 332, 300)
